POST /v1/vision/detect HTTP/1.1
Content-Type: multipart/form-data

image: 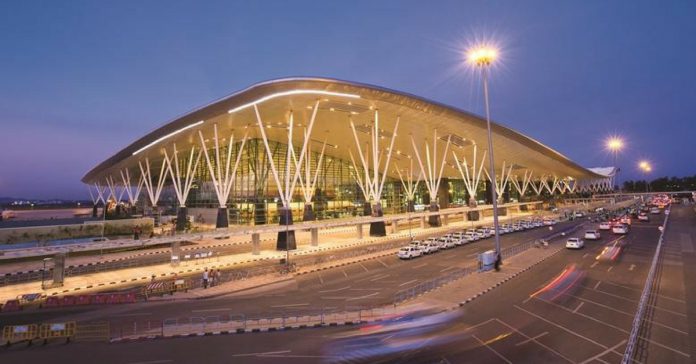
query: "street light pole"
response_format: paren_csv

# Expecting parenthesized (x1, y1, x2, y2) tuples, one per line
(468, 45, 502, 263)
(481, 66, 502, 262)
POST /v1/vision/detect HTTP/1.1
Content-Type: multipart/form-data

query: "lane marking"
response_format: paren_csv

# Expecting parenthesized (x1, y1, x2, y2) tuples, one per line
(573, 302, 585, 313)
(472, 334, 512, 364)
(607, 266, 613, 272)
(594, 281, 602, 290)
(533, 297, 690, 357)
(581, 284, 688, 317)
(342, 269, 348, 278)
(347, 292, 379, 301)
(318, 271, 324, 285)
(601, 280, 686, 303)
(191, 308, 230, 313)
(629, 264, 636, 271)
(582, 253, 589, 259)
(231, 350, 292, 357)
(399, 279, 419, 287)
(440, 266, 458, 273)
(318, 286, 350, 293)
(358, 262, 369, 272)
(369, 274, 390, 282)
(579, 340, 627, 364)
(413, 262, 428, 268)
(270, 303, 309, 308)
(590, 261, 599, 268)
(494, 319, 574, 363)
(514, 305, 609, 350)
(376, 258, 389, 268)
(515, 331, 548, 346)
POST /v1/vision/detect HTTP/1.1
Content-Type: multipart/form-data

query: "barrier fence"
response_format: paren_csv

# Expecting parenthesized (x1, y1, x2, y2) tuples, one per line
(2, 322, 76, 346)
(622, 209, 671, 363)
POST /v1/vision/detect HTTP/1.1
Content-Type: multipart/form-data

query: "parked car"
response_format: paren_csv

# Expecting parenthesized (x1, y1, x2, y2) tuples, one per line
(612, 224, 629, 235)
(584, 230, 601, 240)
(476, 228, 490, 239)
(398, 246, 422, 259)
(421, 241, 440, 254)
(409, 240, 424, 250)
(543, 217, 557, 226)
(566, 238, 585, 249)
(599, 222, 612, 230)
(465, 229, 481, 240)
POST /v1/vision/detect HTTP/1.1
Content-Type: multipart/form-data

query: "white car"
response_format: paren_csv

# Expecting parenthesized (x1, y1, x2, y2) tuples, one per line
(438, 237, 456, 249)
(584, 230, 601, 240)
(650, 207, 661, 215)
(637, 214, 649, 222)
(398, 246, 422, 259)
(574, 212, 585, 218)
(409, 240, 424, 250)
(421, 241, 440, 254)
(599, 222, 612, 230)
(612, 224, 629, 235)
(465, 229, 481, 240)
(543, 218, 557, 226)
(463, 232, 479, 242)
(566, 238, 584, 249)
(476, 229, 490, 239)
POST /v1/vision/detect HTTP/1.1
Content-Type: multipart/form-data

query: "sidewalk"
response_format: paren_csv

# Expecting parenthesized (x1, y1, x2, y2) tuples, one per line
(0, 212, 536, 303)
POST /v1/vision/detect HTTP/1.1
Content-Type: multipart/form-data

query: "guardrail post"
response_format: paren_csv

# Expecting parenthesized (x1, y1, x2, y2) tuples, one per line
(310, 228, 319, 247)
(251, 233, 260, 255)
(356, 224, 363, 240)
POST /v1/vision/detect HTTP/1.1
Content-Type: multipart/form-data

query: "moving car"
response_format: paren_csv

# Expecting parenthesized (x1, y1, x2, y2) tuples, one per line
(543, 217, 557, 226)
(574, 212, 585, 218)
(584, 230, 601, 240)
(650, 207, 661, 215)
(566, 238, 585, 249)
(599, 222, 612, 230)
(637, 213, 649, 222)
(612, 224, 629, 235)
(397, 246, 422, 259)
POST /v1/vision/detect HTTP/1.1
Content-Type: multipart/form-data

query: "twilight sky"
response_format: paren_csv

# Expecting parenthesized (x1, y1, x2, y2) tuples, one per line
(1, 1, 695, 200)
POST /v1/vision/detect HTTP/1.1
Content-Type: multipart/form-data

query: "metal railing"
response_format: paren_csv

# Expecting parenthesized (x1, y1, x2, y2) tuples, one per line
(622, 210, 670, 363)
(110, 305, 399, 340)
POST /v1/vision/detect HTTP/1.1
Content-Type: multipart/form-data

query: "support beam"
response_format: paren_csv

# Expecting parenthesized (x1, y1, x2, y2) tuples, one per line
(411, 130, 451, 227)
(453, 144, 487, 207)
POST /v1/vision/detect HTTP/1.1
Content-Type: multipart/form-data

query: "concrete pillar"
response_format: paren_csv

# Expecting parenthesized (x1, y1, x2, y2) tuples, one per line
(391, 220, 398, 234)
(252, 233, 260, 255)
(356, 224, 363, 239)
(420, 216, 426, 229)
(216, 207, 229, 229)
(276, 207, 296, 251)
(443, 214, 449, 226)
(310, 228, 319, 247)
(176, 207, 188, 232)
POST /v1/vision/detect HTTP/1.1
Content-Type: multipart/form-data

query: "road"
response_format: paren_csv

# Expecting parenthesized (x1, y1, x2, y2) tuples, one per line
(6, 204, 690, 363)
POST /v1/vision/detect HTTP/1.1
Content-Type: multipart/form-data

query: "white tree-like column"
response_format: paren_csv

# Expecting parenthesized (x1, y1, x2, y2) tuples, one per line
(87, 183, 108, 218)
(138, 157, 168, 211)
(483, 161, 513, 203)
(120, 169, 144, 214)
(254, 102, 320, 249)
(164, 144, 202, 232)
(291, 130, 327, 221)
(349, 110, 400, 236)
(395, 158, 421, 213)
(410, 130, 451, 227)
(510, 170, 534, 200)
(452, 144, 487, 207)
(198, 124, 248, 229)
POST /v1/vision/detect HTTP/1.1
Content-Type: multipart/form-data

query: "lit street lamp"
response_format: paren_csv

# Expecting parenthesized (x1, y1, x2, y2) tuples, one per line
(467, 44, 502, 264)
(606, 136, 624, 191)
(639, 160, 652, 193)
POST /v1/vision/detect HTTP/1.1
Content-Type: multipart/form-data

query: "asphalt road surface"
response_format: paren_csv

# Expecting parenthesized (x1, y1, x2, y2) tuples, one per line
(5, 206, 692, 363)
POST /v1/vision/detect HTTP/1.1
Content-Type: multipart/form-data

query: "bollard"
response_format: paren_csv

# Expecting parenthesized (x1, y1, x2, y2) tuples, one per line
(310, 228, 319, 247)
(252, 233, 260, 255)
(356, 224, 363, 239)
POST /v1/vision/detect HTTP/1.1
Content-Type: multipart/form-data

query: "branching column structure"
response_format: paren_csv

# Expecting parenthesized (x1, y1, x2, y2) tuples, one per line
(164, 144, 202, 232)
(120, 169, 144, 215)
(138, 157, 169, 218)
(105, 176, 126, 216)
(510, 170, 533, 201)
(293, 132, 327, 222)
(483, 161, 513, 204)
(452, 144, 487, 208)
(87, 184, 107, 218)
(411, 131, 451, 227)
(349, 110, 400, 236)
(395, 159, 421, 213)
(254, 102, 320, 250)
(198, 124, 248, 229)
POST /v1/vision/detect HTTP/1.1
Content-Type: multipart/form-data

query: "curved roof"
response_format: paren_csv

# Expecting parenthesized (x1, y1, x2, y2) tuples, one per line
(83, 77, 609, 184)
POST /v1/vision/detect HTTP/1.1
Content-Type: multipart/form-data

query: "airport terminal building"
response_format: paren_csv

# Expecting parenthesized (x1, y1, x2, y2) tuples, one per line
(82, 78, 614, 239)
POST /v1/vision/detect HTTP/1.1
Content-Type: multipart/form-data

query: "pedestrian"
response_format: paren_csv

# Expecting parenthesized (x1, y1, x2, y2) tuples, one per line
(216, 269, 221, 285)
(210, 269, 216, 287)
(494, 252, 501, 272)
(203, 268, 209, 289)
